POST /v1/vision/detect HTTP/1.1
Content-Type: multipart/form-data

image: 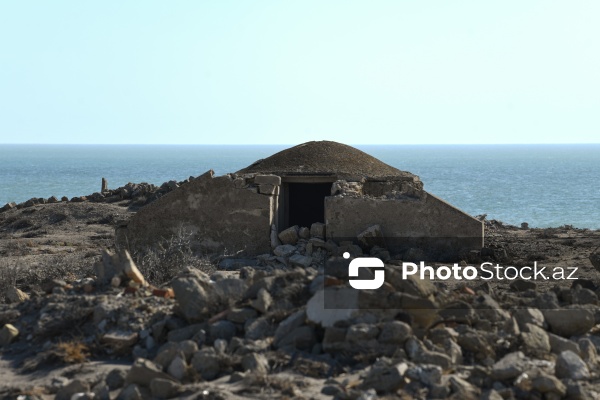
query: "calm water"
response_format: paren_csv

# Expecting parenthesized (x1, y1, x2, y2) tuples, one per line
(1, 144, 599, 229)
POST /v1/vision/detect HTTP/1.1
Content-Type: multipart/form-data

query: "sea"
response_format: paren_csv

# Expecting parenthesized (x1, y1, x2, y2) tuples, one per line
(1, 144, 599, 229)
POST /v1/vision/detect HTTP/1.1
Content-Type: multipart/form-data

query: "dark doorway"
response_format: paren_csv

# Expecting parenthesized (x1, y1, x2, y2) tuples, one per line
(287, 183, 331, 228)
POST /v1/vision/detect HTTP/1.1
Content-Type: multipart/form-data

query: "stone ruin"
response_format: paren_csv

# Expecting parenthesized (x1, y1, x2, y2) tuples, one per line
(117, 141, 483, 259)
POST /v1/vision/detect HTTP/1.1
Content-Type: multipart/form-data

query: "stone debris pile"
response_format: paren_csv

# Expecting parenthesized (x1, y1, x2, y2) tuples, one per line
(2, 239, 600, 399)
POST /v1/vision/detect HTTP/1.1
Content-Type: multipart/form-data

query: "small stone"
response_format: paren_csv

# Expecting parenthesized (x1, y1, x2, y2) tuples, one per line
(273, 244, 296, 257)
(278, 226, 299, 245)
(209, 320, 236, 342)
(191, 348, 221, 380)
(492, 351, 530, 380)
(251, 288, 273, 314)
(531, 372, 567, 396)
(55, 380, 90, 400)
(6, 287, 29, 303)
(167, 356, 187, 381)
(106, 369, 127, 390)
(227, 307, 258, 323)
(548, 332, 581, 355)
(116, 384, 143, 400)
(125, 358, 175, 387)
(578, 338, 598, 367)
(555, 350, 590, 380)
(361, 362, 408, 393)
(521, 323, 551, 356)
(298, 227, 310, 239)
(378, 321, 412, 345)
(241, 353, 269, 374)
(514, 308, 545, 330)
(289, 254, 312, 268)
(0, 324, 19, 346)
(543, 307, 595, 337)
(150, 378, 181, 399)
(102, 331, 138, 351)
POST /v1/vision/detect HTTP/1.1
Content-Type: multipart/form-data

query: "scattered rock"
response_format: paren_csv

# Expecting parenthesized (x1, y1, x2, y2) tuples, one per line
(555, 350, 590, 380)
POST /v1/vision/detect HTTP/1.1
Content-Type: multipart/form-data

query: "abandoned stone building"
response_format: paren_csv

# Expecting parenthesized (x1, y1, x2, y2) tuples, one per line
(117, 141, 483, 259)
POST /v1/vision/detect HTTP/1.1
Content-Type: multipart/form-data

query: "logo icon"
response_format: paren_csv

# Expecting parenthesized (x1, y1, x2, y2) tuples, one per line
(345, 252, 385, 290)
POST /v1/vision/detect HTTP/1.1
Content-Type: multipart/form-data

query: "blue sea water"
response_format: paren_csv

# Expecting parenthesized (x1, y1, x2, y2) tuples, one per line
(0, 144, 599, 229)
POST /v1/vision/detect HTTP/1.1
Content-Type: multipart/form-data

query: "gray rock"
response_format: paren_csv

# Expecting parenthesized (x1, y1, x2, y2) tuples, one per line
(6, 286, 29, 303)
(278, 226, 299, 245)
(590, 248, 600, 272)
(171, 269, 215, 322)
(378, 321, 412, 345)
(241, 353, 269, 374)
(167, 323, 204, 342)
(578, 338, 598, 367)
(125, 358, 175, 387)
(254, 174, 281, 185)
(548, 332, 581, 355)
(289, 254, 312, 268)
(0, 324, 19, 346)
(227, 307, 258, 324)
(244, 317, 273, 340)
(273, 310, 306, 346)
(251, 288, 273, 314)
(531, 372, 566, 397)
(521, 323, 551, 356)
(213, 278, 247, 303)
(514, 308, 545, 330)
(298, 227, 310, 239)
(116, 384, 143, 400)
(543, 307, 595, 337)
(448, 375, 481, 399)
(209, 320, 236, 342)
(405, 338, 452, 369)
(572, 287, 598, 305)
(273, 244, 296, 257)
(106, 368, 127, 390)
(274, 325, 316, 350)
(361, 362, 408, 393)
(178, 340, 198, 361)
(346, 323, 380, 343)
(191, 348, 221, 380)
(492, 351, 530, 380)
(150, 378, 181, 399)
(153, 342, 180, 368)
(555, 350, 590, 380)
(167, 356, 187, 381)
(55, 380, 90, 400)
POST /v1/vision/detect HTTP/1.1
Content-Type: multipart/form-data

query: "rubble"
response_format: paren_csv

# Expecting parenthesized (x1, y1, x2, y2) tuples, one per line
(0, 218, 600, 399)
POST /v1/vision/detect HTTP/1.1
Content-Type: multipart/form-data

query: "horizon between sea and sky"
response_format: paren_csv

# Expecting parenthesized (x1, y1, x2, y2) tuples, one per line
(0, 2, 599, 228)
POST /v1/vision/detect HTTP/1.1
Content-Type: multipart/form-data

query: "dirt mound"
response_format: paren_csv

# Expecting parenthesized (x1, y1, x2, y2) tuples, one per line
(237, 141, 418, 181)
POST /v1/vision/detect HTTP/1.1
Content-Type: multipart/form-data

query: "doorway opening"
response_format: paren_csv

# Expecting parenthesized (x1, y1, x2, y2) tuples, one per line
(283, 182, 331, 229)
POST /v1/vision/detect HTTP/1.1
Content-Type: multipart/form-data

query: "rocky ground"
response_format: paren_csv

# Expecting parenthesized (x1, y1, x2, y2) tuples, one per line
(1, 188, 600, 400)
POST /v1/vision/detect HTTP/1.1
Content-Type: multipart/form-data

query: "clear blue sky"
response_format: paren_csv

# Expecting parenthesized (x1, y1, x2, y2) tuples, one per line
(1, 1, 599, 144)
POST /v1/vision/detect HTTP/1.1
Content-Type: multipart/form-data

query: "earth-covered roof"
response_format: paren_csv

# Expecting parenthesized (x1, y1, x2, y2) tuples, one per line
(236, 141, 419, 181)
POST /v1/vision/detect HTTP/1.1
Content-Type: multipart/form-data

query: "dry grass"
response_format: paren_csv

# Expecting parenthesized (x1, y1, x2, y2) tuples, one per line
(130, 226, 216, 285)
(54, 340, 90, 364)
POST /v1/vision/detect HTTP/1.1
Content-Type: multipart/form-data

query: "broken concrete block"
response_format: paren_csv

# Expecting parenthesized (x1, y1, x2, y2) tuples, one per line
(310, 222, 325, 238)
(0, 324, 19, 346)
(120, 250, 147, 286)
(278, 225, 299, 245)
(258, 184, 279, 195)
(357, 224, 386, 249)
(254, 175, 281, 185)
(102, 331, 139, 351)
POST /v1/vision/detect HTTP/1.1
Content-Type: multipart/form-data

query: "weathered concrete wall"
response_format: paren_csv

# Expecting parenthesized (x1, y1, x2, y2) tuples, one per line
(117, 171, 275, 256)
(325, 192, 483, 258)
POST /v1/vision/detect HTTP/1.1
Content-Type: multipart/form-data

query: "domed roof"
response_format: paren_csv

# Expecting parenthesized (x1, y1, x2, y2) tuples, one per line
(236, 141, 418, 181)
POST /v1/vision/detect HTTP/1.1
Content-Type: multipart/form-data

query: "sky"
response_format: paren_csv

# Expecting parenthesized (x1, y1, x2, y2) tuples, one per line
(0, 1, 599, 145)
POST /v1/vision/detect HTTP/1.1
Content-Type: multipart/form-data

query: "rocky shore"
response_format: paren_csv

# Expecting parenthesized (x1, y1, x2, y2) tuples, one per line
(1, 184, 600, 399)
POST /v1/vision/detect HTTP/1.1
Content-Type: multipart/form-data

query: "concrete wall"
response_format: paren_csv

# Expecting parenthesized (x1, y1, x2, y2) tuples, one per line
(117, 170, 275, 256)
(325, 192, 483, 259)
